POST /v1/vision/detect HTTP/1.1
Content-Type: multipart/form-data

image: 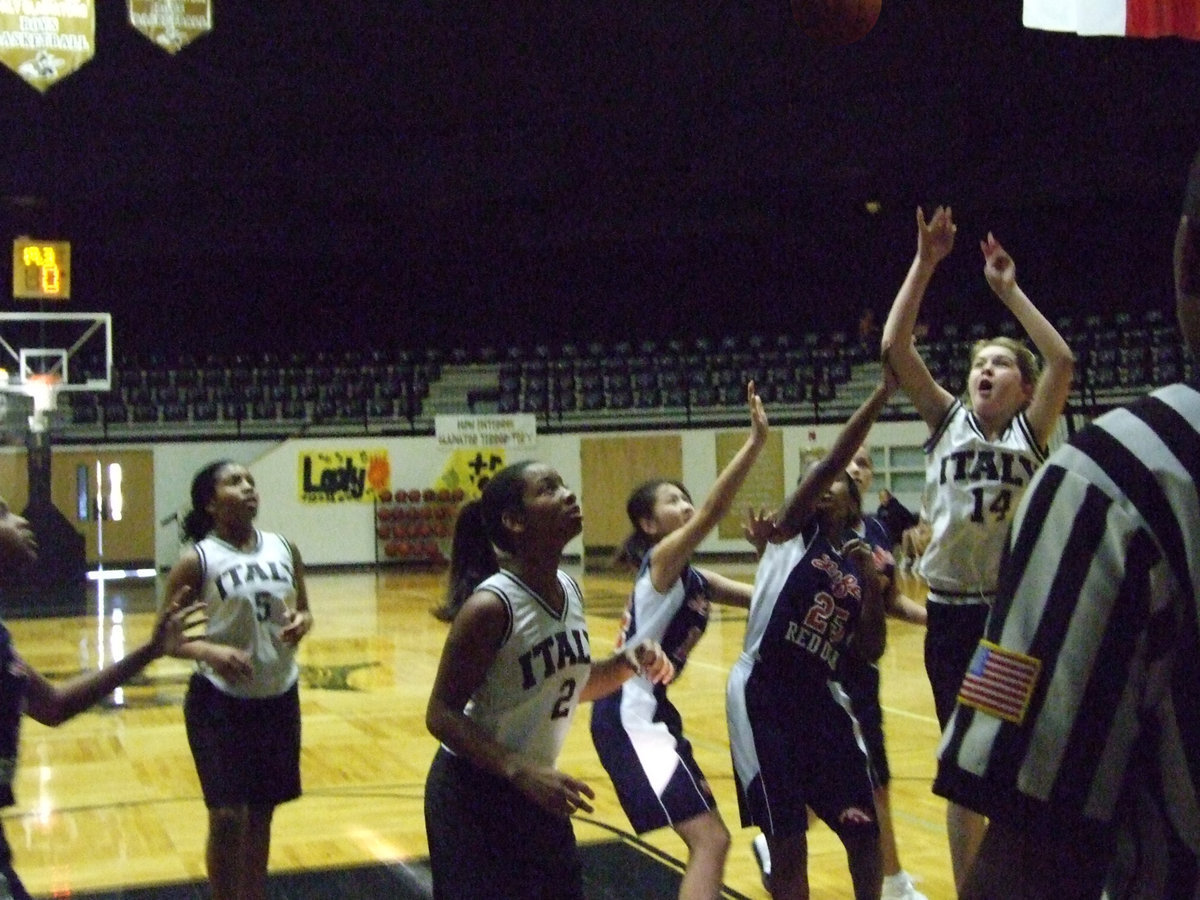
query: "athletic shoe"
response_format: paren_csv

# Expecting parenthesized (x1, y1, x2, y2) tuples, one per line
(751, 833, 772, 894)
(881, 870, 928, 900)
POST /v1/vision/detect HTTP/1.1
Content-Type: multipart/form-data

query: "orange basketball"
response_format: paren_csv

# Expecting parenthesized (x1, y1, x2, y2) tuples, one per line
(792, 0, 881, 46)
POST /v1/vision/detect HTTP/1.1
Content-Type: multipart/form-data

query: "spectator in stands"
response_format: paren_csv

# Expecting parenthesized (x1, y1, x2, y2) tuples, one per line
(875, 487, 919, 550)
(880, 206, 1076, 892)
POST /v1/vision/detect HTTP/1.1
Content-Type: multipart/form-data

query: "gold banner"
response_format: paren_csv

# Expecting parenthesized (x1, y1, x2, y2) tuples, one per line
(0, 0, 95, 93)
(299, 449, 391, 504)
(127, 0, 211, 54)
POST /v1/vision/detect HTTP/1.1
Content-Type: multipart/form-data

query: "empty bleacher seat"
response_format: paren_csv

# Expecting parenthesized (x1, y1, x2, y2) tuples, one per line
(663, 387, 688, 407)
(252, 400, 277, 421)
(580, 388, 605, 411)
(520, 392, 547, 413)
(312, 400, 338, 422)
(555, 389, 578, 412)
(606, 387, 634, 409)
(192, 401, 218, 422)
(633, 388, 661, 408)
(498, 391, 520, 414)
(70, 397, 100, 425)
(777, 382, 806, 404)
(103, 400, 129, 424)
(162, 402, 189, 423)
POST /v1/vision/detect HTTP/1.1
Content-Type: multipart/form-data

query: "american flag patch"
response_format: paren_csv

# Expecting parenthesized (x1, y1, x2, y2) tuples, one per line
(957, 641, 1042, 724)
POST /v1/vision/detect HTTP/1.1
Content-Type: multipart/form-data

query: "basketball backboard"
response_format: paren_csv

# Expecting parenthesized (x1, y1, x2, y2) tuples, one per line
(0, 311, 112, 392)
(0, 312, 112, 431)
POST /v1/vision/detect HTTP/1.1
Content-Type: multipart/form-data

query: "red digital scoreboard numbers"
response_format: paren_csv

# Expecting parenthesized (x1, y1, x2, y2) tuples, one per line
(12, 238, 71, 300)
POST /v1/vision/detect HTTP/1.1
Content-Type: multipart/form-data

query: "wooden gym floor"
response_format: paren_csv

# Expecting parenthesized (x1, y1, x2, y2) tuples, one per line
(2, 564, 953, 899)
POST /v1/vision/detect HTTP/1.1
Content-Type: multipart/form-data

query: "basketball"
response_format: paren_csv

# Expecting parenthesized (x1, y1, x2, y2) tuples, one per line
(791, 0, 881, 46)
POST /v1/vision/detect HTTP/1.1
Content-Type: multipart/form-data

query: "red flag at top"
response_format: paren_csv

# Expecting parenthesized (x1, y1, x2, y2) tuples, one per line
(1024, 0, 1200, 39)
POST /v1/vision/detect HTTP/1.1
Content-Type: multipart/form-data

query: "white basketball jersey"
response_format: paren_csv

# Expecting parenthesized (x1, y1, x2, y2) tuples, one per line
(461, 569, 592, 768)
(194, 529, 300, 698)
(918, 400, 1047, 600)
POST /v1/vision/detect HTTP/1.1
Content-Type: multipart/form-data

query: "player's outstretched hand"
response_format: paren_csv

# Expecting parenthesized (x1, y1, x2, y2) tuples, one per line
(917, 205, 956, 265)
(981, 231, 1017, 300)
(150, 585, 206, 658)
(746, 380, 769, 444)
(742, 507, 776, 557)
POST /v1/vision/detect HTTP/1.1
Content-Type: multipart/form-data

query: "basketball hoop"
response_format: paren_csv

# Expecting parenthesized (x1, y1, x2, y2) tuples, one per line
(21, 373, 61, 433)
(0, 312, 113, 436)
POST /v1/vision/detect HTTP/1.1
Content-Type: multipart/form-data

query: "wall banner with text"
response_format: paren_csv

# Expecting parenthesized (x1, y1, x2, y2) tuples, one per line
(0, 0, 95, 92)
(128, 0, 211, 54)
(437, 448, 508, 501)
(434, 414, 537, 450)
(298, 448, 390, 504)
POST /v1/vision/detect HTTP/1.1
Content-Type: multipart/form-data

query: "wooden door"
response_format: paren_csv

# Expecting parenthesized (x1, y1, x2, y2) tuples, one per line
(579, 434, 681, 565)
(48, 449, 155, 566)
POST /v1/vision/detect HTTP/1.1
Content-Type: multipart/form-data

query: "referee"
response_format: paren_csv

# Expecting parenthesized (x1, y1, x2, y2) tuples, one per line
(933, 147, 1200, 900)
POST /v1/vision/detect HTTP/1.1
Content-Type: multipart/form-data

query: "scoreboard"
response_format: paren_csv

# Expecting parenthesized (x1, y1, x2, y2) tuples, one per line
(12, 238, 71, 300)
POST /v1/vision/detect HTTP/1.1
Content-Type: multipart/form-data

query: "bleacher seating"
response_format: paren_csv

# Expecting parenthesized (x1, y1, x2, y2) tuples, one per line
(42, 308, 1188, 440)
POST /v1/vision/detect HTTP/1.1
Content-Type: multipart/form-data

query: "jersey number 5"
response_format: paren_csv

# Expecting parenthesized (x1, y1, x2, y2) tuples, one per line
(254, 592, 272, 623)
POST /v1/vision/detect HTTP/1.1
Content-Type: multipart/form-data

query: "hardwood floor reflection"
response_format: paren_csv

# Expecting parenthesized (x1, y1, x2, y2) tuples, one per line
(3, 565, 952, 899)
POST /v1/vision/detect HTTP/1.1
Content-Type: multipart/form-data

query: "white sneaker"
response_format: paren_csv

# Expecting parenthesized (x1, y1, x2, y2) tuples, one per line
(881, 870, 927, 900)
(751, 833, 772, 894)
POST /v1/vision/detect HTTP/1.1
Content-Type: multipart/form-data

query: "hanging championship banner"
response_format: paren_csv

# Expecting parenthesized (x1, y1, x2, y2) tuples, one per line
(127, 0, 211, 54)
(0, 0, 95, 93)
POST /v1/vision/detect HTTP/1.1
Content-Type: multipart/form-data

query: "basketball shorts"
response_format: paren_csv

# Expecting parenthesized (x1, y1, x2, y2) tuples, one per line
(424, 747, 584, 900)
(840, 660, 888, 786)
(184, 673, 301, 809)
(924, 601, 990, 729)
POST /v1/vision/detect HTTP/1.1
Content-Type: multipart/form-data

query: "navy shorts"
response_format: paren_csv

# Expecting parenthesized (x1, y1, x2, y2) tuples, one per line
(590, 692, 715, 834)
(424, 747, 584, 900)
(924, 601, 990, 729)
(737, 677, 878, 842)
(184, 673, 301, 809)
(840, 660, 888, 786)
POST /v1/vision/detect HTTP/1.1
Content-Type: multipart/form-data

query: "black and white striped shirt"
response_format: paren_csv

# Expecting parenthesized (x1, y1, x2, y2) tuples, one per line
(934, 381, 1200, 900)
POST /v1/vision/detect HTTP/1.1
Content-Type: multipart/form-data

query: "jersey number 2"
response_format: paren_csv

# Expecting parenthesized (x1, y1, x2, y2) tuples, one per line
(552, 678, 576, 719)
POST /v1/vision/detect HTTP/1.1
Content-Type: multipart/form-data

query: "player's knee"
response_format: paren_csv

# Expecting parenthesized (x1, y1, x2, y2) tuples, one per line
(679, 812, 731, 858)
(207, 805, 247, 840)
(830, 805, 881, 846)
